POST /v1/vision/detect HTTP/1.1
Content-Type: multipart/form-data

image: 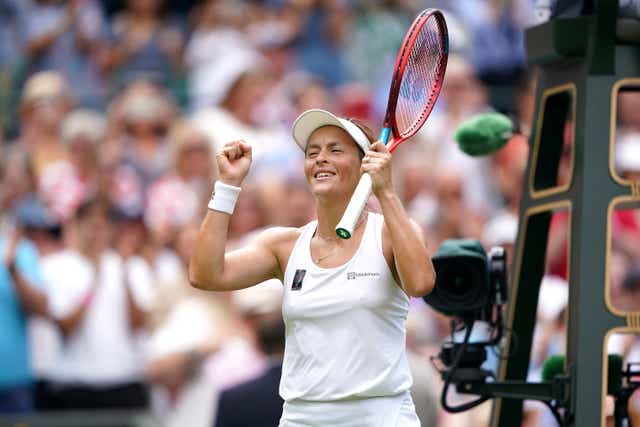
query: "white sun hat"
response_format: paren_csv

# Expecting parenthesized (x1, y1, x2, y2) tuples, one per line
(292, 109, 371, 153)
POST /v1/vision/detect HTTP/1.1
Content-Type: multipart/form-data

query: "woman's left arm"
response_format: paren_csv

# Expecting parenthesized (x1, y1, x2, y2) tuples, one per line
(362, 142, 435, 297)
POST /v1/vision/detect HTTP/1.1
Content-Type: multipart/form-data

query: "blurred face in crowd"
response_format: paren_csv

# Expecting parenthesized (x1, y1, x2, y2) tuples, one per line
(129, 0, 162, 15)
(176, 137, 212, 181)
(492, 136, 528, 207)
(224, 71, 275, 125)
(400, 163, 430, 204)
(74, 203, 112, 258)
(304, 126, 362, 200)
(125, 118, 168, 146)
(115, 218, 148, 259)
(295, 81, 333, 114)
(442, 56, 487, 116)
(23, 96, 71, 136)
(68, 137, 99, 174)
(434, 170, 466, 232)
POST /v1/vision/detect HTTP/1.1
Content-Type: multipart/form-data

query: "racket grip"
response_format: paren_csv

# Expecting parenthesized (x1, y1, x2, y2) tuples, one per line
(335, 173, 372, 239)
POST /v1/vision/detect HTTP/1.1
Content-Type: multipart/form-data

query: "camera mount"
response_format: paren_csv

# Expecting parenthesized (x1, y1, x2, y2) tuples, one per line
(424, 239, 574, 425)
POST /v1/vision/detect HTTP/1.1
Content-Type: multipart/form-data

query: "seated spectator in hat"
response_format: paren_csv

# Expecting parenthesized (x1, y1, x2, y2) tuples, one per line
(0, 196, 47, 413)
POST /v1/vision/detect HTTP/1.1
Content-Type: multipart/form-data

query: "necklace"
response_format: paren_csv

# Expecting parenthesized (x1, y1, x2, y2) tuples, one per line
(313, 214, 367, 264)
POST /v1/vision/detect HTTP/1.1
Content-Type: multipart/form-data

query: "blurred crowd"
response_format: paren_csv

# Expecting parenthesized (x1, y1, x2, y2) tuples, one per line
(1, 0, 640, 426)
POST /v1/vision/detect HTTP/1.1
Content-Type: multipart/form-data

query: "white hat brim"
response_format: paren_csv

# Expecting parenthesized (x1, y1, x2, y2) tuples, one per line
(292, 109, 371, 153)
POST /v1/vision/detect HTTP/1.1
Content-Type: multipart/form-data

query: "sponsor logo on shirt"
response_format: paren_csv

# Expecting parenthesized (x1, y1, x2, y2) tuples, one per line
(347, 271, 381, 280)
(292, 269, 306, 290)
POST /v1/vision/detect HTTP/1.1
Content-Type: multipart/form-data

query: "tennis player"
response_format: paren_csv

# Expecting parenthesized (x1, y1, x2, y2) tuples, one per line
(189, 109, 435, 426)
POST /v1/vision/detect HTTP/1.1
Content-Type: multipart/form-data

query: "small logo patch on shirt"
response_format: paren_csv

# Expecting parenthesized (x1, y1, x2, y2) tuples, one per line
(292, 269, 306, 290)
(347, 272, 381, 280)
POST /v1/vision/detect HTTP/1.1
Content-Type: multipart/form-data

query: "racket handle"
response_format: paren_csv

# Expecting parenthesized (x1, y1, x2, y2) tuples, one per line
(336, 173, 372, 239)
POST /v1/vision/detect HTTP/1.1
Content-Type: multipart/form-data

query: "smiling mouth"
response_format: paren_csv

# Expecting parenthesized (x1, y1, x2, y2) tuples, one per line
(314, 172, 336, 180)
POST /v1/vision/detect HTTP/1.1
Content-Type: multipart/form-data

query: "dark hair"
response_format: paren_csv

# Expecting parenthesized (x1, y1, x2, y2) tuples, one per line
(254, 313, 286, 356)
(347, 118, 376, 144)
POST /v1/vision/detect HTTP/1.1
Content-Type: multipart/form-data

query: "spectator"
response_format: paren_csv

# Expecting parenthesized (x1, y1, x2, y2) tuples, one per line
(0, 202, 47, 413)
(482, 212, 519, 263)
(448, 0, 533, 84)
(58, 108, 108, 208)
(144, 119, 214, 238)
(145, 224, 228, 427)
(201, 282, 284, 423)
(405, 309, 440, 427)
(0, 148, 36, 235)
(16, 71, 72, 178)
(17, 196, 93, 410)
(106, 80, 176, 218)
(0, 0, 29, 136)
(191, 62, 293, 180)
(489, 134, 529, 218)
(615, 131, 640, 181)
(430, 167, 485, 247)
(612, 265, 640, 312)
(214, 285, 285, 427)
(48, 200, 155, 410)
(23, 0, 109, 108)
(344, 1, 411, 88)
(103, 0, 185, 92)
(290, 0, 353, 87)
(186, 0, 258, 110)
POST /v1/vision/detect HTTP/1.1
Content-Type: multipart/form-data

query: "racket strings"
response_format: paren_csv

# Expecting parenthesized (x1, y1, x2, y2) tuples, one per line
(396, 17, 446, 138)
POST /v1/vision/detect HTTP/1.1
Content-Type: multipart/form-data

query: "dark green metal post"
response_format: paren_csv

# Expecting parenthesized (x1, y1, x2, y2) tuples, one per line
(491, 2, 638, 426)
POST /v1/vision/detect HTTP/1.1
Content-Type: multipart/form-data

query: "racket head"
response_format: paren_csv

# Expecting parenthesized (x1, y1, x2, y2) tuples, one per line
(384, 9, 448, 153)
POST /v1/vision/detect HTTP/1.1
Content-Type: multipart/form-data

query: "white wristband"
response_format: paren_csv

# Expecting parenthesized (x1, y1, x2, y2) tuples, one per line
(208, 181, 242, 214)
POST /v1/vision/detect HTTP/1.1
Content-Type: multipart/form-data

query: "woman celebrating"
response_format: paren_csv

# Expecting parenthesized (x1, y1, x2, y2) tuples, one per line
(189, 109, 435, 426)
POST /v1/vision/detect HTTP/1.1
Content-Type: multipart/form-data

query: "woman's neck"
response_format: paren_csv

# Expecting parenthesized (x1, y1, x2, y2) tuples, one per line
(314, 197, 365, 241)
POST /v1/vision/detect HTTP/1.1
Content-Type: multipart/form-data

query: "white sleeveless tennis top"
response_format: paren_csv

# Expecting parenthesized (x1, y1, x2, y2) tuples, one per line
(280, 212, 413, 402)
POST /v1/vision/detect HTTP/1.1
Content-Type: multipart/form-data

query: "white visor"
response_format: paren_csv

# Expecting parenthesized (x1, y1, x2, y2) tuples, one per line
(292, 109, 371, 153)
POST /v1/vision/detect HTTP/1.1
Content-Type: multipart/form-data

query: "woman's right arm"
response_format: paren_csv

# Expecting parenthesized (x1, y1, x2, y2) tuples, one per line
(189, 140, 283, 292)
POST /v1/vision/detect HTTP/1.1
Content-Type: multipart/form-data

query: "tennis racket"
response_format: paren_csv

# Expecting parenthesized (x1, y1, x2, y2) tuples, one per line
(335, 9, 448, 239)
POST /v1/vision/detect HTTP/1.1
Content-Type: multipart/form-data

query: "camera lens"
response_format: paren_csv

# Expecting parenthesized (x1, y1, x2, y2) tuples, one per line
(424, 255, 489, 315)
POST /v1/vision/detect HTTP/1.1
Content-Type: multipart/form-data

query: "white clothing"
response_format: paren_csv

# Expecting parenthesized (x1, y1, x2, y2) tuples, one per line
(280, 212, 416, 425)
(54, 251, 155, 385)
(28, 250, 94, 379)
(186, 28, 260, 109)
(279, 391, 419, 427)
(191, 107, 295, 180)
(147, 295, 224, 427)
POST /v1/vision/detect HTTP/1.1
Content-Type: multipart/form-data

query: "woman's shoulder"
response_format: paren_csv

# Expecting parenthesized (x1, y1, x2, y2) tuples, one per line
(254, 225, 305, 248)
